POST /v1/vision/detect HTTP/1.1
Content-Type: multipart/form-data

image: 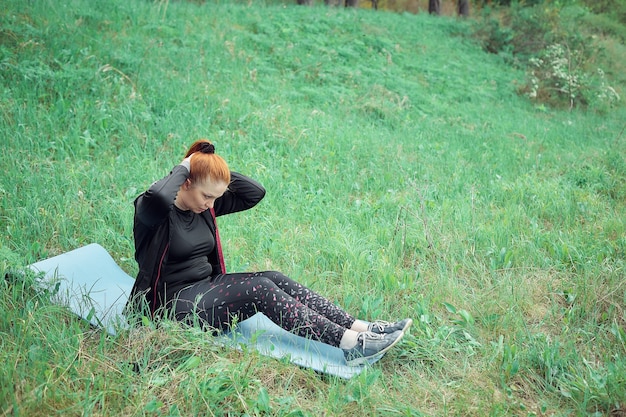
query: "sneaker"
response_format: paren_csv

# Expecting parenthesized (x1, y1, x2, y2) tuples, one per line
(343, 330, 404, 366)
(368, 318, 413, 335)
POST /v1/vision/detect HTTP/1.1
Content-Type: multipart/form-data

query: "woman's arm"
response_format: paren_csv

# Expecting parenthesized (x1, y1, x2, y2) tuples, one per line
(213, 172, 266, 216)
(134, 163, 189, 228)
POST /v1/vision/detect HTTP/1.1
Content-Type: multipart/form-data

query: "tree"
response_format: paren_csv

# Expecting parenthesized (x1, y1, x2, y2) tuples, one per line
(458, 0, 469, 16)
(322, 0, 359, 6)
(429, 0, 441, 15)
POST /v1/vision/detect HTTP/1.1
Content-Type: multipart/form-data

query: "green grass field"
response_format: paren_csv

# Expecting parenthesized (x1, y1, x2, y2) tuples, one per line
(1, 0, 625, 415)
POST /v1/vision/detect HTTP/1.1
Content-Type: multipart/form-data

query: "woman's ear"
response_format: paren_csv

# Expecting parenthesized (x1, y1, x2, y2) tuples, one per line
(183, 179, 192, 190)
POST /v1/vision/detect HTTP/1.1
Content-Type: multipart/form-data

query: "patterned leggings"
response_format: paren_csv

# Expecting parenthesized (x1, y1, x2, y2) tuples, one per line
(170, 271, 356, 347)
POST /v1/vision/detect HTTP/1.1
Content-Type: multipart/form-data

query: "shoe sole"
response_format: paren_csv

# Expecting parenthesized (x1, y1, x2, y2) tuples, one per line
(400, 318, 413, 334)
(345, 330, 405, 367)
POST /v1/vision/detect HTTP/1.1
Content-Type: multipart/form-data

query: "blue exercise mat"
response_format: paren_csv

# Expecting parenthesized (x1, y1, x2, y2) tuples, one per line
(29, 243, 381, 378)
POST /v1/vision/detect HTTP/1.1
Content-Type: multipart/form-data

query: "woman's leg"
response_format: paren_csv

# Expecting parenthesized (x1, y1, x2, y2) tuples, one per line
(171, 272, 348, 347)
(215, 271, 357, 329)
(250, 272, 414, 339)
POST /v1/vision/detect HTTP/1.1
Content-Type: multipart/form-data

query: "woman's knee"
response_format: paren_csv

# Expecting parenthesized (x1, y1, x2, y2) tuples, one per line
(249, 275, 280, 292)
(256, 271, 290, 285)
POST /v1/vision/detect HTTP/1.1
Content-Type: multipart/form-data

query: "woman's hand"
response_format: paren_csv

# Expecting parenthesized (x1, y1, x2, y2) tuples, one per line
(181, 154, 194, 170)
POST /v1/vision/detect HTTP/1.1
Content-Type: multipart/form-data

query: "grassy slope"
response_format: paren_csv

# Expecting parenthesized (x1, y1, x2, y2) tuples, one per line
(1, 0, 625, 415)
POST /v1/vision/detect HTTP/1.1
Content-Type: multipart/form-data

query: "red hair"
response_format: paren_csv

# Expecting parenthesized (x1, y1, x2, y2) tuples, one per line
(184, 139, 231, 185)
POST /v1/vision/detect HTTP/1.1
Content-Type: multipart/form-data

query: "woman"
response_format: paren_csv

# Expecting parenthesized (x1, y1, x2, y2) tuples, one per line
(126, 139, 411, 366)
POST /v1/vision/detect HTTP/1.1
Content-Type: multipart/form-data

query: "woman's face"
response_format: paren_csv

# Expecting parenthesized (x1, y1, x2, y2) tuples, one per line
(177, 178, 228, 213)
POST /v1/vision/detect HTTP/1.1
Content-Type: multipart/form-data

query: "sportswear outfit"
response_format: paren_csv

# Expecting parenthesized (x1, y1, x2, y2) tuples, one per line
(125, 162, 357, 347)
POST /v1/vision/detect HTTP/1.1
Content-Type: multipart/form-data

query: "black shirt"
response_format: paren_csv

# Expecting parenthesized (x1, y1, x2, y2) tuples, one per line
(162, 206, 215, 291)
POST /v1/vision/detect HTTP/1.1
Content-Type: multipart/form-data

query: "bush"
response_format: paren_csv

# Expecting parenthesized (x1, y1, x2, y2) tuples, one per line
(584, 0, 626, 24)
(580, 11, 626, 41)
(471, 8, 515, 56)
(520, 43, 620, 109)
(471, 2, 622, 109)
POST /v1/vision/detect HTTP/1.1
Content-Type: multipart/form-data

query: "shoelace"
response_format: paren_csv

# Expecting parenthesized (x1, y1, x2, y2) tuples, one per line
(370, 320, 394, 333)
(360, 331, 385, 348)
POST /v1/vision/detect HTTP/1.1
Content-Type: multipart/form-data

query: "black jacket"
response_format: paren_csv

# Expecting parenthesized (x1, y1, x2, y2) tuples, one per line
(125, 164, 266, 317)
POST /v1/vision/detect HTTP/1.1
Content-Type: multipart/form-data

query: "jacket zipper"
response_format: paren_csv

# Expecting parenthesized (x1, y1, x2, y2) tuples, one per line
(152, 242, 169, 317)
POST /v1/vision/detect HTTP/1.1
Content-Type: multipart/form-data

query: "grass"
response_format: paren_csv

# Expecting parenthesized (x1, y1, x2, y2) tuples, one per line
(1, 0, 626, 415)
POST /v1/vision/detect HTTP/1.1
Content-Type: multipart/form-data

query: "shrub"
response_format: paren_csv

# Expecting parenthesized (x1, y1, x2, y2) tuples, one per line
(521, 43, 620, 109)
(472, 2, 622, 109)
(471, 7, 515, 56)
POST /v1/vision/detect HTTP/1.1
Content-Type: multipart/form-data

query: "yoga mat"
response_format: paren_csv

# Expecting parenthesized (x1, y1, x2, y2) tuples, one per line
(29, 243, 381, 378)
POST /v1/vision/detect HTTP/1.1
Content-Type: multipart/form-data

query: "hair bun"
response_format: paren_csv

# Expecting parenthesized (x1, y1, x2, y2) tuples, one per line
(199, 142, 215, 154)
